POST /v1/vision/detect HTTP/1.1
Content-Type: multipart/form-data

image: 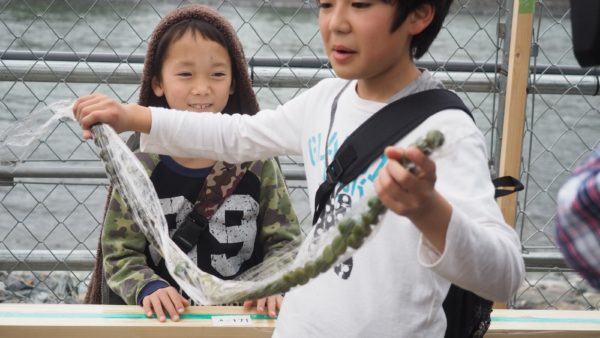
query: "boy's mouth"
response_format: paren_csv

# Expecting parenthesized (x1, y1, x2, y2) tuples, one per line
(332, 45, 355, 62)
(333, 45, 355, 54)
(189, 103, 212, 111)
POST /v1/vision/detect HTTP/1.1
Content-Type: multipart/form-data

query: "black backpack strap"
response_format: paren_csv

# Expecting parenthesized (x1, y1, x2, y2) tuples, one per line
(313, 89, 471, 224)
(493, 175, 524, 198)
(172, 161, 250, 253)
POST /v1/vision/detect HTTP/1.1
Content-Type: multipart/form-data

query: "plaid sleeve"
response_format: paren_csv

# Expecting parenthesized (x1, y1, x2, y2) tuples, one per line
(556, 149, 600, 290)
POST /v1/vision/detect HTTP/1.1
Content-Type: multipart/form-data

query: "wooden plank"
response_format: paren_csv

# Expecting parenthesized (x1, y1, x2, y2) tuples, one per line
(2, 305, 600, 337)
(487, 309, 600, 337)
(0, 304, 275, 338)
(497, 0, 535, 227)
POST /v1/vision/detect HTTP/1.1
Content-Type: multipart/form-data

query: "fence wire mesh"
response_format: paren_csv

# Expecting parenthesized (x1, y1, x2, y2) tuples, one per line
(513, 0, 600, 310)
(0, 0, 597, 311)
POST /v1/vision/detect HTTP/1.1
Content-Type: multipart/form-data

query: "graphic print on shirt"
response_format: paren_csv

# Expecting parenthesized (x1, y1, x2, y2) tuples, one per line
(150, 195, 195, 265)
(308, 131, 339, 167)
(208, 195, 259, 277)
(154, 194, 258, 277)
(308, 130, 389, 280)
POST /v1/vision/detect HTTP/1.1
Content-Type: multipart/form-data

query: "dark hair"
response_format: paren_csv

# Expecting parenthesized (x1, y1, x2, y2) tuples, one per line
(387, 0, 453, 59)
(151, 19, 240, 114)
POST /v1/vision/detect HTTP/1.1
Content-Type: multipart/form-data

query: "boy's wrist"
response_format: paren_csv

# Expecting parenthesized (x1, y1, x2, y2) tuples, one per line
(409, 191, 451, 252)
(137, 280, 170, 305)
(125, 104, 152, 134)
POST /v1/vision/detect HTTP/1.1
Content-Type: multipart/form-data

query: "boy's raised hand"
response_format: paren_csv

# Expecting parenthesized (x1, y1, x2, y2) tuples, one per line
(243, 294, 283, 318)
(375, 146, 437, 216)
(375, 146, 452, 252)
(73, 94, 151, 139)
(142, 286, 190, 322)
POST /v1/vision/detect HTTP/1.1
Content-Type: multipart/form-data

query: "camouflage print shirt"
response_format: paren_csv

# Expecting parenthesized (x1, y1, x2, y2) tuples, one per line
(102, 153, 300, 305)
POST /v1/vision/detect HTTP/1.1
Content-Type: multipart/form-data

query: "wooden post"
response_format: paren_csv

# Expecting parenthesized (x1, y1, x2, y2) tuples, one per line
(498, 0, 535, 228)
(494, 0, 535, 310)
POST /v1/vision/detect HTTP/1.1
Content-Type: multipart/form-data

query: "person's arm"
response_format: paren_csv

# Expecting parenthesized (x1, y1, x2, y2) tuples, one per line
(419, 124, 524, 302)
(257, 158, 302, 257)
(103, 189, 190, 321)
(243, 158, 302, 317)
(73, 95, 151, 139)
(73, 92, 308, 162)
(101, 189, 166, 305)
(556, 149, 600, 290)
(377, 112, 525, 302)
(141, 104, 304, 162)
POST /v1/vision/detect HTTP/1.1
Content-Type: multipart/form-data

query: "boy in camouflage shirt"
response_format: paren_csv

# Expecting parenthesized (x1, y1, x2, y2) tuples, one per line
(98, 5, 300, 322)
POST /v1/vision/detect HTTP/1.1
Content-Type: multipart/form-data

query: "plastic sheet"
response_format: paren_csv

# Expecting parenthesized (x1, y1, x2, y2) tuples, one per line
(0, 100, 74, 163)
(0, 100, 444, 305)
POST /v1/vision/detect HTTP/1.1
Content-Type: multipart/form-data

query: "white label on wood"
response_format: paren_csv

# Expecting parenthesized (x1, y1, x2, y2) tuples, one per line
(212, 315, 253, 326)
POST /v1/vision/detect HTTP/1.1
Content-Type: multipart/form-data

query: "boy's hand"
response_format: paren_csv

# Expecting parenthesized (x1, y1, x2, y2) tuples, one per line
(73, 94, 150, 139)
(375, 146, 437, 217)
(243, 294, 283, 318)
(375, 146, 452, 252)
(142, 286, 190, 322)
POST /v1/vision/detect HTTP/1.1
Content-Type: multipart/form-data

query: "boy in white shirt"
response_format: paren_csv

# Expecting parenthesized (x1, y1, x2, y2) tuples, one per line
(74, 0, 525, 336)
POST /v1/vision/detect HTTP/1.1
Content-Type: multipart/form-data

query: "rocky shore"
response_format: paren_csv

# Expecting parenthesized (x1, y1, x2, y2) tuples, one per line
(0, 271, 87, 304)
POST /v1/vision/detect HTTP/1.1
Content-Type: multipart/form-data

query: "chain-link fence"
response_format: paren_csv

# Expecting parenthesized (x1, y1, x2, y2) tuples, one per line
(511, 0, 600, 310)
(0, 0, 598, 310)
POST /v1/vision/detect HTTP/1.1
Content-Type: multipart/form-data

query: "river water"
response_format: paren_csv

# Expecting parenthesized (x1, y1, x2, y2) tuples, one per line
(0, 1, 597, 253)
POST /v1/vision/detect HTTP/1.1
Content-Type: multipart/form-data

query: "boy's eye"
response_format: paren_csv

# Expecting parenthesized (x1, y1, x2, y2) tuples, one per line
(213, 72, 227, 77)
(352, 2, 371, 8)
(318, 1, 332, 9)
(177, 72, 192, 77)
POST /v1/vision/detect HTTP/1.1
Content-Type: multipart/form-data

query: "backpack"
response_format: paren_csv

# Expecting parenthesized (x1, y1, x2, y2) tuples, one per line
(312, 87, 523, 338)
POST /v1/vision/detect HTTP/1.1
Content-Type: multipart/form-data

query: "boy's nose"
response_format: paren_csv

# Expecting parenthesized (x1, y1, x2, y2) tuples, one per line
(328, 6, 350, 33)
(191, 83, 210, 96)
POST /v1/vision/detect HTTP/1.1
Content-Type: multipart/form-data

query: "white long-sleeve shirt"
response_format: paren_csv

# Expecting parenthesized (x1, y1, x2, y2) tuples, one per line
(141, 72, 525, 337)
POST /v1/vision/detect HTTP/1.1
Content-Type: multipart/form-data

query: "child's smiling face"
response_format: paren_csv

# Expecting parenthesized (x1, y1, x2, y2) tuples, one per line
(152, 30, 235, 114)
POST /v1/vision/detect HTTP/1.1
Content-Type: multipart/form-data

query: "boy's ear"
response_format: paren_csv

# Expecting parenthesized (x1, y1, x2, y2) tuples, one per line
(407, 3, 435, 36)
(151, 77, 164, 97)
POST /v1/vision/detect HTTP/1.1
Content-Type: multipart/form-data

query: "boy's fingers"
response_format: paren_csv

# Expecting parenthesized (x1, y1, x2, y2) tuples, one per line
(80, 107, 110, 131)
(150, 297, 166, 322)
(384, 146, 405, 160)
(82, 130, 93, 140)
(404, 147, 430, 168)
(385, 146, 434, 178)
(166, 288, 186, 315)
(267, 296, 280, 317)
(157, 292, 179, 321)
(74, 95, 101, 121)
(385, 159, 413, 188)
(243, 299, 255, 309)
(142, 298, 153, 317)
(256, 298, 266, 312)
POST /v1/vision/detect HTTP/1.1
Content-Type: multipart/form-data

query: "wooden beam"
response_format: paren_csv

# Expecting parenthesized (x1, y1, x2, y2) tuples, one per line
(0, 304, 275, 338)
(2, 305, 600, 337)
(488, 309, 600, 337)
(498, 0, 535, 227)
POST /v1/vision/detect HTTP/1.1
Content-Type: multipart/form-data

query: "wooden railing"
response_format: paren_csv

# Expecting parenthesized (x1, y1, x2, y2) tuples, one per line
(1, 304, 599, 337)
